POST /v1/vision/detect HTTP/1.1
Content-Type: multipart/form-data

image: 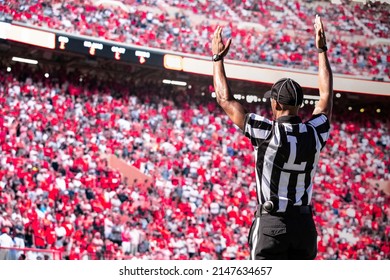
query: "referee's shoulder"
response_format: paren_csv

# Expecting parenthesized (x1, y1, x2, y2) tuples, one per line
(246, 112, 272, 122)
(306, 113, 330, 125)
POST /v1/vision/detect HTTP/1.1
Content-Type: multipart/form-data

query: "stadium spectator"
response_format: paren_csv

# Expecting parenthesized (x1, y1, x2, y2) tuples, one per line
(0, 226, 14, 260)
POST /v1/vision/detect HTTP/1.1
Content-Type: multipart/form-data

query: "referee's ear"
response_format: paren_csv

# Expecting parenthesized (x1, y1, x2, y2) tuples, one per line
(275, 101, 283, 111)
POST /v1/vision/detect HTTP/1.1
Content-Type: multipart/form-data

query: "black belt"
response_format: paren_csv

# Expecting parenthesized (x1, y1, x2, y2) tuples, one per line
(255, 204, 312, 217)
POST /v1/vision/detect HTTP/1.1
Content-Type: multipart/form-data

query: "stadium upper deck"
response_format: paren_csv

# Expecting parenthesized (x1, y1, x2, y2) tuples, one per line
(0, 0, 389, 81)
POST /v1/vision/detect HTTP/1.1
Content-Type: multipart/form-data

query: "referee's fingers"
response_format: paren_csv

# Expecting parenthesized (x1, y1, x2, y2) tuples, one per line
(214, 26, 220, 38)
(317, 15, 324, 32)
(219, 26, 223, 39)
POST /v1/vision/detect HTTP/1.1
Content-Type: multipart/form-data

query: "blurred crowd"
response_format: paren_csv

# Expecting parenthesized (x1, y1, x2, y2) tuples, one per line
(0, 65, 389, 260)
(0, 0, 389, 81)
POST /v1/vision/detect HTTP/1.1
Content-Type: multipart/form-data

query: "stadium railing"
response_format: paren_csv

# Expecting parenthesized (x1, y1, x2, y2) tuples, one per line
(0, 246, 63, 260)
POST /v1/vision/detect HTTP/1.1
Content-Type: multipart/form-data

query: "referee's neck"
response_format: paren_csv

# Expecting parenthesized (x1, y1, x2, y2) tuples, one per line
(271, 100, 300, 120)
(273, 111, 299, 120)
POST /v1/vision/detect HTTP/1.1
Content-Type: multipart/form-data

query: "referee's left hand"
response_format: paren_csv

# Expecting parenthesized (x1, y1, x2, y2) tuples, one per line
(212, 26, 232, 58)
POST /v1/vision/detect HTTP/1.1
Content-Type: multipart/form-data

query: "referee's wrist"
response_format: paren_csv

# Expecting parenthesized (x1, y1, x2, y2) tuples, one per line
(212, 53, 224, 62)
(317, 45, 328, 53)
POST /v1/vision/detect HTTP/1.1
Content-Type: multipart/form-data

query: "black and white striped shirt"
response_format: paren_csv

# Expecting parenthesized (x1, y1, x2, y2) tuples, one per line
(243, 113, 330, 213)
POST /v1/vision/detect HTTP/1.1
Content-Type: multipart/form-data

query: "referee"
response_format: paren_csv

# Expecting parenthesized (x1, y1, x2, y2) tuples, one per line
(212, 15, 333, 260)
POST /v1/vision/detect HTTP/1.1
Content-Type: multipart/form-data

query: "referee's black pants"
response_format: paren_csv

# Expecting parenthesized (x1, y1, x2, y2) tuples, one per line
(248, 206, 317, 260)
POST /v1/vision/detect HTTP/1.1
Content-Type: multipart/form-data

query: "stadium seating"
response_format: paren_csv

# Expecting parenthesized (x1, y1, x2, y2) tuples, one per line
(0, 65, 389, 260)
(0, 0, 389, 81)
(350, 0, 390, 38)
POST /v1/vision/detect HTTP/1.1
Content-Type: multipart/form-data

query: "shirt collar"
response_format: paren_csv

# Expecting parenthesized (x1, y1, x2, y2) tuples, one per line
(275, 115, 302, 124)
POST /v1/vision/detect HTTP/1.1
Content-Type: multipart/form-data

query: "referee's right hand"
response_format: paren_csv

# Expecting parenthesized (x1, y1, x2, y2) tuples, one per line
(314, 15, 326, 49)
(212, 26, 232, 59)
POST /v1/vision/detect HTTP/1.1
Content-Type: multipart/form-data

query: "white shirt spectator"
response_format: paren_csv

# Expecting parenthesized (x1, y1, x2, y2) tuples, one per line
(0, 232, 14, 247)
(186, 236, 197, 255)
(182, 185, 193, 200)
(104, 217, 114, 239)
(55, 226, 66, 238)
(117, 118, 131, 131)
(56, 177, 67, 191)
(210, 202, 220, 215)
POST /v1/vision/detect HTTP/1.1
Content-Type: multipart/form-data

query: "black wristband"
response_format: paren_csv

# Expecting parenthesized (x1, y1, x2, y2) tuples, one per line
(317, 46, 328, 53)
(212, 54, 223, 61)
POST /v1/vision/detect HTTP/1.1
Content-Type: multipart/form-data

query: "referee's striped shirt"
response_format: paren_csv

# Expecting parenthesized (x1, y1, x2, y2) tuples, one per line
(243, 113, 330, 213)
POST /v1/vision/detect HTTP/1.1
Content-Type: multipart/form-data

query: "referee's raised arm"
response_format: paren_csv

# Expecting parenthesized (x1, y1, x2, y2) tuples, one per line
(212, 26, 247, 131)
(312, 15, 334, 121)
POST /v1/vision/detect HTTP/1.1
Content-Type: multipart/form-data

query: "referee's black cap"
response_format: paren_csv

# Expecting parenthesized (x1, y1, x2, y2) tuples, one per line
(264, 78, 303, 106)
